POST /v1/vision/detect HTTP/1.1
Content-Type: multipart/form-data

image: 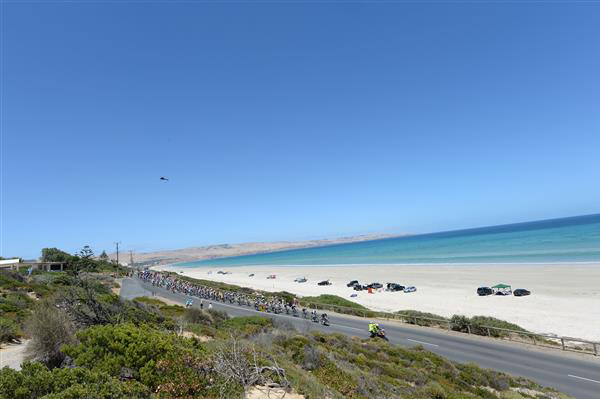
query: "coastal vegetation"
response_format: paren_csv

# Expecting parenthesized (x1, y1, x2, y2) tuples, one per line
(1, 252, 572, 398)
(0, 247, 128, 345)
(395, 310, 529, 338)
(298, 294, 375, 317)
(2, 283, 572, 399)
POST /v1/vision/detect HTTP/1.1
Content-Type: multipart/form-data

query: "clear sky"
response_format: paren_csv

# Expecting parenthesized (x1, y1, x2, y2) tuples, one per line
(2, 1, 599, 259)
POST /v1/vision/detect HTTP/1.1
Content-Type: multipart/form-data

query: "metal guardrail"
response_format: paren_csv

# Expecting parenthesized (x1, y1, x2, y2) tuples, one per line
(301, 301, 599, 356)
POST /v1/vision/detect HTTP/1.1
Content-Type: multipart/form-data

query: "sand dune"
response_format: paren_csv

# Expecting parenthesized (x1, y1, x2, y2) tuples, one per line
(156, 263, 600, 341)
(113, 234, 402, 266)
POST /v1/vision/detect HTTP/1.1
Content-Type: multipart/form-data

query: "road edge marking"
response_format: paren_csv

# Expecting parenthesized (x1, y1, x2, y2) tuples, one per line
(568, 374, 600, 384)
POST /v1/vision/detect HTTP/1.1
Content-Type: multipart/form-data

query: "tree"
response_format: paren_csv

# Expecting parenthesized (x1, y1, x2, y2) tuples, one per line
(41, 248, 74, 263)
(78, 246, 94, 259)
(74, 246, 96, 274)
(99, 251, 109, 261)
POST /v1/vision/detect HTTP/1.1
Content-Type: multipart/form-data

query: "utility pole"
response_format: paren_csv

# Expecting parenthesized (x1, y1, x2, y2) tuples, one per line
(115, 242, 120, 265)
(129, 250, 134, 268)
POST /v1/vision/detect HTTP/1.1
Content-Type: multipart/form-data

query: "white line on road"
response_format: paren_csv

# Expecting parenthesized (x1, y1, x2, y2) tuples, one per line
(568, 374, 600, 384)
(336, 325, 364, 333)
(407, 338, 439, 347)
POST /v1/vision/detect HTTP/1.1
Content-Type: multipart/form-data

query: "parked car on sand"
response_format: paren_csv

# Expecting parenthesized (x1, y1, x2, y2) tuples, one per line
(386, 283, 405, 292)
(367, 282, 383, 289)
(477, 287, 493, 296)
(513, 288, 531, 296)
(294, 277, 307, 283)
(347, 280, 359, 287)
(318, 280, 332, 286)
(404, 286, 416, 293)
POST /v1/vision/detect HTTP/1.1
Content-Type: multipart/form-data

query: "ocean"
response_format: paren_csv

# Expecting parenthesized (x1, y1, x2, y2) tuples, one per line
(178, 214, 600, 267)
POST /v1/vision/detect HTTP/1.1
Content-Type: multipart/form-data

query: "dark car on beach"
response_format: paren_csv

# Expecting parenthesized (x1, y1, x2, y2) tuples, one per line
(318, 280, 332, 286)
(513, 289, 531, 296)
(477, 287, 493, 296)
(367, 283, 383, 289)
(386, 283, 405, 292)
(353, 285, 364, 291)
(347, 280, 359, 287)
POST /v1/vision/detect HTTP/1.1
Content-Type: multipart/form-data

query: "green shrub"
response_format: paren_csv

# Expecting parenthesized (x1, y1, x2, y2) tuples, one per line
(50, 274, 76, 286)
(183, 307, 212, 325)
(299, 294, 375, 317)
(207, 308, 229, 324)
(450, 314, 471, 333)
(396, 310, 448, 327)
(0, 316, 21, 343)
(157, 304, 185, 318)
(25, 300, 75, 368)
(0, 361, 150, 399)
(300, 294, 368, 309)
(469, 316, 528, 337)
(220, 316, 272, 337)
(62, 323, 182, 388)
(313, 359, 358, 397)
(0, 270, 26, 290)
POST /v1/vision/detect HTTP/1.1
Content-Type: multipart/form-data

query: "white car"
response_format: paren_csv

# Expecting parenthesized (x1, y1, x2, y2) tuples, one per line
(294, 277, 307, 283)
(404, 286, 416, 293)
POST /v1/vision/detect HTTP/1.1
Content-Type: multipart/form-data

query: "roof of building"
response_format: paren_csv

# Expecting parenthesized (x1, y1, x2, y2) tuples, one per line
(0, 259, 20, 265)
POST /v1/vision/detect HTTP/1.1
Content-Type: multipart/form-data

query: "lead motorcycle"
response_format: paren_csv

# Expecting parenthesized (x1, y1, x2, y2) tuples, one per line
(370, 327, 389, 341)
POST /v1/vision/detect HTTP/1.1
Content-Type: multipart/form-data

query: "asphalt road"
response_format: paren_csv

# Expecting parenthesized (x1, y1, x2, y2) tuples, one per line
(121, 278, 600, 399)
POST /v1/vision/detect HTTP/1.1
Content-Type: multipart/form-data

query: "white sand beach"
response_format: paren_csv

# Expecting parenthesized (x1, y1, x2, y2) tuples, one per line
(155, 263, 600, 342)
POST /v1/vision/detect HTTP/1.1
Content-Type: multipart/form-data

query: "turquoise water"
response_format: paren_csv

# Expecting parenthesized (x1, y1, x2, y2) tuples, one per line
(178, 214, 600, 267)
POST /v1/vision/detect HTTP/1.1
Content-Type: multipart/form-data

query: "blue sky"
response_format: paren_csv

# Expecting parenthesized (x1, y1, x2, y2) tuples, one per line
(2, 2, 599, 258)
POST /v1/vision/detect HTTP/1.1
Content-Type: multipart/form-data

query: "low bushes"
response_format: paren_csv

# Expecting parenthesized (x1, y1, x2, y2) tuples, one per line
(396, 311, 530, 338)
(0, 317, 20, 343)
(0, 362, 151, 399)
(467, 315, 529, 338)
(24, 300, 75, 368)
(220, 316, 272, 337)
(299, 294, 376, 317)
(62, 323, 182, 388)
(183, 307, 212, 325)
(397, 310, 449, 327)
(449, 314, 529, 337)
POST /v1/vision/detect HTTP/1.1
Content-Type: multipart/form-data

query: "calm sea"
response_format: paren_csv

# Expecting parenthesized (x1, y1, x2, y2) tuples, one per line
(178, 214, 600, 267)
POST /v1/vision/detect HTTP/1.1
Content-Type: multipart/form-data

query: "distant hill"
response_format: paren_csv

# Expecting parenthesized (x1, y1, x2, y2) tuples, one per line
(110, 233, 405, 267)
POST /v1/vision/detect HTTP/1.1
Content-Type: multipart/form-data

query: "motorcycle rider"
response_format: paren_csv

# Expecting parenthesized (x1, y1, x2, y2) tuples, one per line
(368, 321, 380, 338)
(321, 313, 329, 324)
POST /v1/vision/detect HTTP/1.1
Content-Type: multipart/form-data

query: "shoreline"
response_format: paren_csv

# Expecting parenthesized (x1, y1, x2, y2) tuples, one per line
(154, 262, 600, 341)
(168, 260, 600, 267)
